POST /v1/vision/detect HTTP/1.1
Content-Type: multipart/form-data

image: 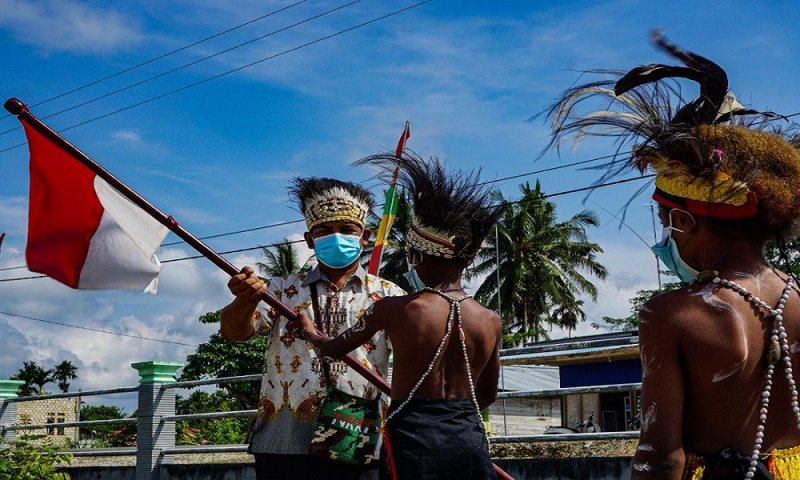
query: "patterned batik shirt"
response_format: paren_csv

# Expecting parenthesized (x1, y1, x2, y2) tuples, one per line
(248, 264, 405, 455)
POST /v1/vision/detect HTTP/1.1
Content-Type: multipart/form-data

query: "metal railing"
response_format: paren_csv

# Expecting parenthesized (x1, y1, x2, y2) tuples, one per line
(0, 334, 644, 478)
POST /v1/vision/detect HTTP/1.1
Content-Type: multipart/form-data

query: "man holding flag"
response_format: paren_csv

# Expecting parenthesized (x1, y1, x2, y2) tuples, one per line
(221, 175, 405, 480)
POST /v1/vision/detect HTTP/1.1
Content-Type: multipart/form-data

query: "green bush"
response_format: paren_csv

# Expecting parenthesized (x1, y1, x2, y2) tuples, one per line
(0, 435, 71, 480)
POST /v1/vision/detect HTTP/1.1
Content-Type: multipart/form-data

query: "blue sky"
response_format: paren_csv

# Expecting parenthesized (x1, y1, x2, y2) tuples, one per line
(0, 0, 799, 409)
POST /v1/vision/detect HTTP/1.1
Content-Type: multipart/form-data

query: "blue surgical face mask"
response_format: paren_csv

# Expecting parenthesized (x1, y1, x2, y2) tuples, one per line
(313, 233, 362, 269)
(403, 268, 426, 293)
(650, 209, 699, 283)
(403, 250, 426, 292)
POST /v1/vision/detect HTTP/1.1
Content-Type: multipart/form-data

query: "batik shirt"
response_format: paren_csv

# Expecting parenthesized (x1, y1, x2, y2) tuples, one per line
(248, 264, 405, 455)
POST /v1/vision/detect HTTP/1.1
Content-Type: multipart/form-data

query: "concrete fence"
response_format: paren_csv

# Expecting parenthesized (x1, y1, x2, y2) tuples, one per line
(0, 357, 642, 479)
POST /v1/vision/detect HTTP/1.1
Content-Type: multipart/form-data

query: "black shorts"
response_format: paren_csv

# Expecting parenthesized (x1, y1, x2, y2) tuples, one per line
(381, 398, 496, 480)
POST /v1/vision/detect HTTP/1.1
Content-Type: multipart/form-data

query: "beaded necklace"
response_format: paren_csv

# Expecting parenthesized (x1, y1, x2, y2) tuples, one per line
(711, 273, 800, 479)
(384, 287, 484, 431)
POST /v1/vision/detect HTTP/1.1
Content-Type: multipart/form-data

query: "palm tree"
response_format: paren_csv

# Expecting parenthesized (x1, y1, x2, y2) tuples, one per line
(471, 181, 607, 345)
(257, 239, 311, 278)
(363, 192, 414, 291)
(11, 361, 52, 396)
(52, 360, 78, 393)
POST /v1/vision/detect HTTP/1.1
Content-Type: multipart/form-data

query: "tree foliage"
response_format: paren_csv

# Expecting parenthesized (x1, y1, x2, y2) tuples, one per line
(0, 435, 71, 480)
(51, 361, 78, 394)
(257, 239, 312, 278)
(766, 237, 800, 278)
(78, 405, 135, 448)
(175, 390, 249, 445)
(11, 361, 52, 396)
(11, 360, 80, 396)
(471, 181, 607, 345)
(180, 311, 265, 409)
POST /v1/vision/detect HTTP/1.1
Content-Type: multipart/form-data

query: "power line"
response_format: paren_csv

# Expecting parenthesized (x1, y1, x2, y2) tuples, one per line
(0, 174, 652, 282)
(0, 1, 433, 153)
(0, 0, 310, 123)
(0, 0, 362, 136)
(0, 311, 198, 347)
(0, 148, 626, 274)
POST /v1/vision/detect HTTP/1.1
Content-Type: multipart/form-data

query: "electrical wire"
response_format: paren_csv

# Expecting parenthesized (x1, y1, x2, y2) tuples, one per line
(0, 152, 625, 274)
(0, 0, 363, 136)
(0, 1, 434, 154)
(0, 311, 198, 347)
(0, 0, 310, 123)
(0, 174, 653, 282)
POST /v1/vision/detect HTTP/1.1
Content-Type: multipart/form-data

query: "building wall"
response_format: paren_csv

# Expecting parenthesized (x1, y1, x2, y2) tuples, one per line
(16, 397, 79, 445)
(563, 393, 600, 431)
(488, 396, 561, 435)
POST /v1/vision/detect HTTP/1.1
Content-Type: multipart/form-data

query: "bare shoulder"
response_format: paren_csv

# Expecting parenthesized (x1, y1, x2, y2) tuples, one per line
(463, 298, 501, 331)
(365, 293, 413, 327)
(640, 281, 727, 337)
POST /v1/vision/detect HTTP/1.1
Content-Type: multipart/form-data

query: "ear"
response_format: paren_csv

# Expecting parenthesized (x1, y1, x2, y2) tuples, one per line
(672, 210, 697, 233)
(360, 228, 372, 245)
(304, 232, 314, 249)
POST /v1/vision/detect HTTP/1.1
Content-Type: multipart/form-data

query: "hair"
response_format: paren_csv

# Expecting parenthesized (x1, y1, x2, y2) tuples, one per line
(355, 151, 502, 262)
(289, 177, 375, 216)
(544, 30, 800, 238)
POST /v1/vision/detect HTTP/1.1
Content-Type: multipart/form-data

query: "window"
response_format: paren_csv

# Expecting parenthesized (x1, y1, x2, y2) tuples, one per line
(46, 412, 55, 435)
(56, 412, 65, 436)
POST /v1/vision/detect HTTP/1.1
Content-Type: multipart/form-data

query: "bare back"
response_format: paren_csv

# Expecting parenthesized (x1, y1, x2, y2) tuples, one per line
(377, 291, 501, 407)
(640, 268, 800, 455)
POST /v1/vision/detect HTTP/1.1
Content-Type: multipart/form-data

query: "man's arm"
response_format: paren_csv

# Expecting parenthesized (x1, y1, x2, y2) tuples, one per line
(475, 314, 502, 409)
(287, 299, 391, 359)
(220, 266, 268, 341)
(631, 294, 686, 480)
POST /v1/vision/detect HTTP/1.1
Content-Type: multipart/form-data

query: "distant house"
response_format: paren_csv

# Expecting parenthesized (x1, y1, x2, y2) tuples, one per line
(498, 331, 641, 433)
(16, 397, 79, 445)
(489, 364, 561, 435)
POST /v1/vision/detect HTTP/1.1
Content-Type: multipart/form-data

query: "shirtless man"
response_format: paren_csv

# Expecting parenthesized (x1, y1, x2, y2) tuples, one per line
(289, 152, 503, 479)
(545, 32, 800, 479)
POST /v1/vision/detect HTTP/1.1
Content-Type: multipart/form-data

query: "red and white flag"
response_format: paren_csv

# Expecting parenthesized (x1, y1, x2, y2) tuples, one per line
(22, 121, 168, 292)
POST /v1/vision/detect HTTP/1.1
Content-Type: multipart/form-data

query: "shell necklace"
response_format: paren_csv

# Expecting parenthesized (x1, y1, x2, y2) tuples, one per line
(384, 288, 483, 432)
(711, 272, 800, 478)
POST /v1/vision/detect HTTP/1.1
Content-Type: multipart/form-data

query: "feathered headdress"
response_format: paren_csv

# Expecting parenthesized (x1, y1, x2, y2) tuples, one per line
(355, 151, 501, 261)
(546, 30, 800, 233)
(290, 177, 374, 230)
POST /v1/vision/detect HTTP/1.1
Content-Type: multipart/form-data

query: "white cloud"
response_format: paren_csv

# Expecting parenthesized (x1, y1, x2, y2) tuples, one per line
(0, 0, 144, 55)
(112, 129, 143, 144)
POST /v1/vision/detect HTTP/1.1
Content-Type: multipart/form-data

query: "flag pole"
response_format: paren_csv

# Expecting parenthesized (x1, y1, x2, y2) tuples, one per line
(5, 99, 512, 479)
(3, 97, 387, 392)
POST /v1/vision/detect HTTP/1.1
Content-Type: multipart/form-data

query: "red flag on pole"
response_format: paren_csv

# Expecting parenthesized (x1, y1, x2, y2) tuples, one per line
(20, 112, 168, 292)
(367, 121, 410, 275)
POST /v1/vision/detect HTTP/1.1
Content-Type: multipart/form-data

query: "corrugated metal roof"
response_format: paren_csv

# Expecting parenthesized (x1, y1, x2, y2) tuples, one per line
(501, 344, 639, 366)
(498, 365, 560, 392)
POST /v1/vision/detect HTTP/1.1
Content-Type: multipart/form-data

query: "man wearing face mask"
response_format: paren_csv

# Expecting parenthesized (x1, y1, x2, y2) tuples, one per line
(287, 154, 504, 479)
(547, 32, 800, 480)
(220, 177, 405, 480)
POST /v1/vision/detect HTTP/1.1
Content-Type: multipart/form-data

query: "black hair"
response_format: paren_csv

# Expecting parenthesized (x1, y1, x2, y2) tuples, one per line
(355, 151, 502, 261)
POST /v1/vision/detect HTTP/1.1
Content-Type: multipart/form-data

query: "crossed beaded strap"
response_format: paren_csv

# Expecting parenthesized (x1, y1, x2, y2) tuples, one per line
(712, 273, 800, 479)
(384, 288, 476, 425)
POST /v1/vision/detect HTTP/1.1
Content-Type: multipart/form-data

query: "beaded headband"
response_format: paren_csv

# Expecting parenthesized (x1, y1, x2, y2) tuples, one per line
(303, 187, 370, 230)
(406, 220, 457, 259)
